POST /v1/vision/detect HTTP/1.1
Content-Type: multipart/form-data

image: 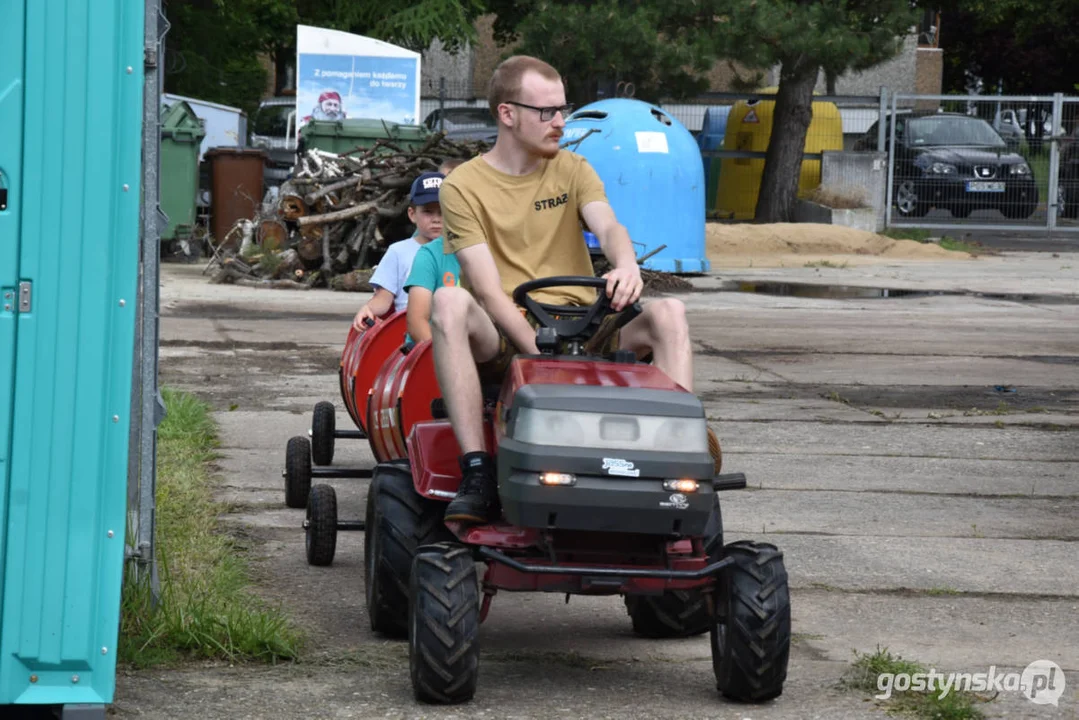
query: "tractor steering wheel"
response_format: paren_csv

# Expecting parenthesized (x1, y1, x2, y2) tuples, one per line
(511, 276, 641, 343)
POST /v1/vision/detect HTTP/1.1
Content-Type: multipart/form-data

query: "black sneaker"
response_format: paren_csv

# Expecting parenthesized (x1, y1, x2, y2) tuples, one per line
(444, 465, 500, 524)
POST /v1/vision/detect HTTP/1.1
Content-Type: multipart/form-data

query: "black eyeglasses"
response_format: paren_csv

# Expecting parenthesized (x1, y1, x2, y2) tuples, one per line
(505, 101, 574, 122)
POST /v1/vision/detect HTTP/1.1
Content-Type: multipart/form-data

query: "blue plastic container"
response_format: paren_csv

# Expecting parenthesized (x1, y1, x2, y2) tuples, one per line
(1, 0, 143, 714)
(582, 230, 602, 256)
(563, 99, 709, 274)
(697, 106, 731, 152)
(697, 107, 731, 215)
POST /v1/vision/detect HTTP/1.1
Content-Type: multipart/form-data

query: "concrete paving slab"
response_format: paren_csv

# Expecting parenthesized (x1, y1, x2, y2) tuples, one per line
(719, 421, 1078, 461)
(792, 588, 1079, 670)
(730, 454, 1079, 498)
(721, 490, 1079, 540)
(125, 258, 1079, 719)
(682, 297, 1079, 358)
(764, 534, 1079, 596)
(706, 398, 888, 423)
(743, 353, 1079, 388)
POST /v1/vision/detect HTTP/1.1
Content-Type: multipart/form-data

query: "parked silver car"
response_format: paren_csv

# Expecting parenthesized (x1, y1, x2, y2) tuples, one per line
(249, 96, 298, 187)
(423, 107, 497, 143)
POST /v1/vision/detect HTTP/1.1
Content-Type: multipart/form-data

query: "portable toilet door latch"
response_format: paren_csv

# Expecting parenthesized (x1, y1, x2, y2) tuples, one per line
(18, 281, 31, 312)
(0, 168, 7, 211)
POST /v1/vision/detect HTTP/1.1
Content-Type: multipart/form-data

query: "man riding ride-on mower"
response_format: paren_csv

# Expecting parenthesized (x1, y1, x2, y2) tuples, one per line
(361, 55, 786, 706)
(434, 55, 718, 524)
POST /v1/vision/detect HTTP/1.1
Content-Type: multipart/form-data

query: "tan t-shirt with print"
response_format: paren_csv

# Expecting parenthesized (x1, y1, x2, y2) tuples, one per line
(440, 150, 608, 308)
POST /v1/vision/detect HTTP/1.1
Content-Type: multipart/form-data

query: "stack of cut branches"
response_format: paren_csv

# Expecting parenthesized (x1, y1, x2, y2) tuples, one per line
(207, 133, 489, 289)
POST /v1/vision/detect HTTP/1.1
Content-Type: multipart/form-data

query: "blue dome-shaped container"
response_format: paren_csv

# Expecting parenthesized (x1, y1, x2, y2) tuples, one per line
(563, 99, 709, 274)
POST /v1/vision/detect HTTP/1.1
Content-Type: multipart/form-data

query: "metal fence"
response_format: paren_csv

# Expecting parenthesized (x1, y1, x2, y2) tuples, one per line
(885, 92, 1079, 233)
(420, 78, 491, 133)
(129, 0, 166, 596)
(687, 91, 887, 221)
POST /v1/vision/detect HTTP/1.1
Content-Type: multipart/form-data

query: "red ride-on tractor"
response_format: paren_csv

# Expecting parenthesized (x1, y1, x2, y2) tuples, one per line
(363, 276, 791, 705)
(283, 310, 409, 565)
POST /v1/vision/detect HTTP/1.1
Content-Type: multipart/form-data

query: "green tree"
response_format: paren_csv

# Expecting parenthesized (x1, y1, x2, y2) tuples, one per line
(487, 0, 916, 223)
(937, 0, 1079, 96)
(702, 0, 917, 222)
(163, 0, 280, 116)
(484, 0, 713, 106)
(163, 0, 485, 114)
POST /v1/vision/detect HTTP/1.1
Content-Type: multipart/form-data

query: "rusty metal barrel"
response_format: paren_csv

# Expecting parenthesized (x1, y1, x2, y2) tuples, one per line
(366, 339, 440, 462)
(338, 310, 408, 431)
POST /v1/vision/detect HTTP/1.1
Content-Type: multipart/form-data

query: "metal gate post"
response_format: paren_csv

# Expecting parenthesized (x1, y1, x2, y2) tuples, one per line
(438, 77, 446, 132)
(877, 86, 888, 152)
(127, 0, 166, 594)
(884, 92, 899, 228)
(1047, 92, 1064, 234)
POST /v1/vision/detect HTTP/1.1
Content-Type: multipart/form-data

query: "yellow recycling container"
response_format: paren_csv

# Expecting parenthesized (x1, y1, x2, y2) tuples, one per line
(715, 88, 843, 219)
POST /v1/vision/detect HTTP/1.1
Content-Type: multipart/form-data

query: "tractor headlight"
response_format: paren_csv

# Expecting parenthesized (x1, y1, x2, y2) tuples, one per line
(512, 408, 708, 453)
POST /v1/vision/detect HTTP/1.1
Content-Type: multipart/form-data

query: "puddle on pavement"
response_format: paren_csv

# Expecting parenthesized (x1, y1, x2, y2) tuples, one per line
(725, 281, 1078, 304)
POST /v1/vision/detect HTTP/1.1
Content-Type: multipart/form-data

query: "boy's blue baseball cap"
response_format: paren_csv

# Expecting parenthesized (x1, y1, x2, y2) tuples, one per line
(410, 172, 444, 205)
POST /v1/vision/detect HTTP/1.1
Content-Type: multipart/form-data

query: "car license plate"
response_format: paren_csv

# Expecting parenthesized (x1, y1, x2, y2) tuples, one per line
(966, 181, 1005, 192)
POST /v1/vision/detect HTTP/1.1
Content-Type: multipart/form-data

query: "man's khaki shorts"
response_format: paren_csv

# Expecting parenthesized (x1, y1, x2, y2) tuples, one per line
(476, 311, 624, 384)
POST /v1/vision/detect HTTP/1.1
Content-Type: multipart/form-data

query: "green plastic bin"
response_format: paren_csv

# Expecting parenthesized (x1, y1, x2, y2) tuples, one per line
(300, 118, 430, 155)
(160, 101, 205, 241)
(704, 155, 722, 216)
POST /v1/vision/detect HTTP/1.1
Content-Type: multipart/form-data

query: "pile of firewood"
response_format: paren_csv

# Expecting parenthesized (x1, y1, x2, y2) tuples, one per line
(204, 133, 695, 295)
(207, 133, 489, 288)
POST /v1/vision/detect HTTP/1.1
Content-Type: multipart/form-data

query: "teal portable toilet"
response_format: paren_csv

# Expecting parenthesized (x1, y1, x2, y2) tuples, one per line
(563, 99, 710, 274)
(1, 1, 143, 717)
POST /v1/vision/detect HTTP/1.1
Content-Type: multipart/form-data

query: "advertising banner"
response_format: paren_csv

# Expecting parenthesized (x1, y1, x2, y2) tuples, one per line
(296, 25, 421, 132)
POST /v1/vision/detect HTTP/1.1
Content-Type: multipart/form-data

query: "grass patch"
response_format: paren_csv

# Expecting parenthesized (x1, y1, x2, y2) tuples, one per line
(881, 228, 932, 243)
(883, 227, 983, 256)
(846, 647, 985, 719)
(938, 237, 983, 255)
(804, 260, 850, 269)
(823, 390, 852, 405)
(119, 388, 303, 668)
(963, 402, 1012, 417)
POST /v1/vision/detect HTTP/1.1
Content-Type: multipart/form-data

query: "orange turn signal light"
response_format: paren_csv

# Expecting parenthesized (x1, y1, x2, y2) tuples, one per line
(663, 479, 700, 493)
(539, 472, 577, 486)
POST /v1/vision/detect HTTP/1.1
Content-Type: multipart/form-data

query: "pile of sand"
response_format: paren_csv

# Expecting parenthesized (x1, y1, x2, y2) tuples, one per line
(706, 223, 971, 268)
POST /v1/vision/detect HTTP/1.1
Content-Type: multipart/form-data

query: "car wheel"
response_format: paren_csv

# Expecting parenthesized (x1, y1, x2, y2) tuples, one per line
(894, 180, 929, 217)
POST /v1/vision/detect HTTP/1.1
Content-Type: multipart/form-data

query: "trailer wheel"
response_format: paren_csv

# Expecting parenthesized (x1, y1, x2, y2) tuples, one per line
(711, 541, 791, 703)
(409, 543, 480, 704)
(305, 484, 337, 566)
(311, 401, 336, 466)
(284, 436, 312, 509)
